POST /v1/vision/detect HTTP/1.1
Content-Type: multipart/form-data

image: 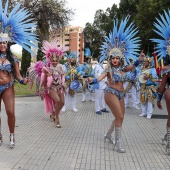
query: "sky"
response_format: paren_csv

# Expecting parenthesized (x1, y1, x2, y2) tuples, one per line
(66, 0, 120, 28)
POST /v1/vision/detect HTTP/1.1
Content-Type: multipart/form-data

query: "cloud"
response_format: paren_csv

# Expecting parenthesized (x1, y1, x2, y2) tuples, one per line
(67, 0, 120, 27)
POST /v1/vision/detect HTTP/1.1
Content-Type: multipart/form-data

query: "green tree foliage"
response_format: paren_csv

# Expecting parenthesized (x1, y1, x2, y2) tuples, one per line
(84, 0, 170, 56)
(84, 4, 119, 58)
(134, 0, 164, 53)
(21, 49, 31, 76)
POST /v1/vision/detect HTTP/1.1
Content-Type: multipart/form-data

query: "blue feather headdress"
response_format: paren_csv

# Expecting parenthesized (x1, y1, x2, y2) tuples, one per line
(84, 48, 92, 59)
(100, 16, 141, 64)
(151, 9, 170, 61)
(66, 51, 79, 60)
(0, 0, 38, 54)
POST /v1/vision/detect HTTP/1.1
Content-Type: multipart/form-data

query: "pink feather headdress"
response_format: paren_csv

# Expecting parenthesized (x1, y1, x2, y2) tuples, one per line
(41, 40, 67, 63)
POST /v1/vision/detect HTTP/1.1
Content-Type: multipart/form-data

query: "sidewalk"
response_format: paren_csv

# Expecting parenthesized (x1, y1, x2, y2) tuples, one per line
(0, 94, 170, 170)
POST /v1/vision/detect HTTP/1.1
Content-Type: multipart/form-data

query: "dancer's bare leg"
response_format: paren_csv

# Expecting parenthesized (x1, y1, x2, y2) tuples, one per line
(49, 89, 64, 127)
(104, 92, 125, 153)
(104, 92, 124, 127)
(164, 89, 170, 155)
(2, 85, 15, 147)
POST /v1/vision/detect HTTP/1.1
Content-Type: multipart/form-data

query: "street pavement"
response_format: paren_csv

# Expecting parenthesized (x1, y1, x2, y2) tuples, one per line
(0, 93, 170, 170)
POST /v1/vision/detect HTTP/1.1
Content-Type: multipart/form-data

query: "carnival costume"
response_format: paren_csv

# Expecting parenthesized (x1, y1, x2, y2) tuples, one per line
(81, 48, 95, 101)
(28, 41, 66, 127)
(62, 52, 83, 112)
(124, 67, 141, 109)
(138, 57, 157, 119)
(0, 0, 38, 147)
(151, 9, 170, 155)
(94, 16, 141, 153)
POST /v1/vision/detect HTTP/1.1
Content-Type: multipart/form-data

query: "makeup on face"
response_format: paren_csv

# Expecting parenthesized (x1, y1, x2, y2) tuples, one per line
(111, 56, 120, 65)
(0, 41, 8, 53)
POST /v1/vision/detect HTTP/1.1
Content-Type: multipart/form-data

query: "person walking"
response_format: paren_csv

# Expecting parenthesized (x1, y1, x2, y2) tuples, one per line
(81, 48, 95, 102)
(138, 56, 158, 119)
(94, 55, 109, 115)
(0, 0, 38, 148)
(151, 9, 170, 155)
(87, 16, 144, 153)
(62, 52, 83, 112)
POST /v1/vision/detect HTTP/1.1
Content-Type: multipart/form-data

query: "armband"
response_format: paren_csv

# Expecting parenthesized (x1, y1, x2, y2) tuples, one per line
(133, 60, 140, 67)
(157, 92, 163, 102)
(92, 78, 98, 84)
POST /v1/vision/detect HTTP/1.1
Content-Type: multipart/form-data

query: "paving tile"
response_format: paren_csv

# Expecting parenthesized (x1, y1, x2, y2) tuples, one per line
(0, 94, 169, 170)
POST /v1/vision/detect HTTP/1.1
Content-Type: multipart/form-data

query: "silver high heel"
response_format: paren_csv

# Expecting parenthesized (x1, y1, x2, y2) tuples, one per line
(162, 133, 167, 145)
(114, 127, 125, 153)
(104, 134, 115, 144)
(166, 128, 170, 155)
(0, 133, 2, 146)
(104, 121, 115, 144)
(9, 134, 15, 148)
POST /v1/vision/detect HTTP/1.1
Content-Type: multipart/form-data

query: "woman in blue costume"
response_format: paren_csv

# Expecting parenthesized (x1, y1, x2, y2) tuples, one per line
(87, 16, 144, 153)
(0, 0, 38, 148)
(151, 9, 170, 155)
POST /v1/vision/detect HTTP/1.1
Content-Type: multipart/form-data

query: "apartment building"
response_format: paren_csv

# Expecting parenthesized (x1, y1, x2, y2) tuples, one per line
(50, 26, 84, 64)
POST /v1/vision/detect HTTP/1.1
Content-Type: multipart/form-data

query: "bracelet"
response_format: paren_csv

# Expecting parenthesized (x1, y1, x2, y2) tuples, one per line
(19, 79, 25, 85)
(157, 92, 163, 102)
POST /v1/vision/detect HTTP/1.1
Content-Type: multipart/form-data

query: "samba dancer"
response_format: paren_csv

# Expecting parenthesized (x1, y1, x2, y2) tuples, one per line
(87, 16, 144, 153)
(0, 0, 38, 148)
(62, 52, 83, 112)
(81, 48, 95, 102)
(151, 9, 170, 155)
(138, 56, 157, 119)
(28, 41, 66, 128)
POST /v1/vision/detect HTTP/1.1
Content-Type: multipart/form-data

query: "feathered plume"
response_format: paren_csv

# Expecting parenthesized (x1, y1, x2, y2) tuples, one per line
(151, 9, 170, 61)
(0, 0, 38, 54)
(100, 16, 141, 64)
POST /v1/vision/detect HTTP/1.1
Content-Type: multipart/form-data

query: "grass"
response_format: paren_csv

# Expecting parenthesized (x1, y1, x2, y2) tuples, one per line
(14, 82, 37, 96)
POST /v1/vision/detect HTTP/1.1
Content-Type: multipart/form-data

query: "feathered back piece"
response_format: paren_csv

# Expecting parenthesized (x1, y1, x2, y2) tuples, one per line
(66, 51, 78, 59)
(151, 9, 170, 61)
(41, 40, 67, 64)
(0, 0, 38, 54)
(100, 16, 141, 64)
(84, 48, 92, 59)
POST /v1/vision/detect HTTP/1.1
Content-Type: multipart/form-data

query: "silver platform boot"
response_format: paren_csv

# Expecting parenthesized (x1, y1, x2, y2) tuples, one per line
(9, 133, 15, 148)
(166, 128, 170, 155)
(104, 121, 115, 144)
(0, 132, 2, 146)
(162, 133, 167, 145)
(114, 127, 125, 153)
(162, 127, 168, 145)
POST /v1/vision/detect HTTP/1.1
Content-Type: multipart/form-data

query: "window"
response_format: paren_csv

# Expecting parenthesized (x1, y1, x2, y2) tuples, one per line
(57, 45, 60, 47)
(65, 44, 69, 46)
(65, 39, 69, 41)
(65, 34, 69, 36)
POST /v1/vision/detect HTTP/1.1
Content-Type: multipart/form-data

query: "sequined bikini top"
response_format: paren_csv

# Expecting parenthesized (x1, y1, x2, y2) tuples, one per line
(111, 67, 126, 83)
(0, 61, 11, 73)
(0, 53, 12, 73)
(0, 54, 19, 73)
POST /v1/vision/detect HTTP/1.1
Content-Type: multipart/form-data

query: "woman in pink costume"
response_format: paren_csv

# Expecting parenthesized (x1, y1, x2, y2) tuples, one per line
(28, 40, 66, 128)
